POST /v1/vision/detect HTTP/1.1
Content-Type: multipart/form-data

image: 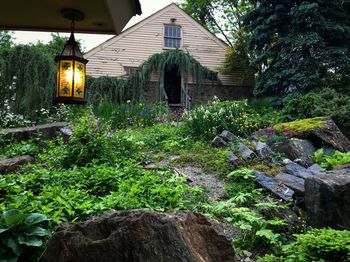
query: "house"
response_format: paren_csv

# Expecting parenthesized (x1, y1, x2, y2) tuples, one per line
(85, 3, 254, 107)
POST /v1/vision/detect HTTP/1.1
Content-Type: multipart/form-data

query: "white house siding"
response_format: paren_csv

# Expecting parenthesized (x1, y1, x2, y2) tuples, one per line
(85, 3, 251, 87)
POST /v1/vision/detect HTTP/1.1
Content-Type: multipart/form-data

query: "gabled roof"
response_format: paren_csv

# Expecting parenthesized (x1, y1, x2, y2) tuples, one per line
(85, 2, 228, 57)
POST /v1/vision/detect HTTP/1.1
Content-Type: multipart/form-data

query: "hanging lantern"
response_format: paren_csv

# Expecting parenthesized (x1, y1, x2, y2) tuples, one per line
(55, 9, 88, 104)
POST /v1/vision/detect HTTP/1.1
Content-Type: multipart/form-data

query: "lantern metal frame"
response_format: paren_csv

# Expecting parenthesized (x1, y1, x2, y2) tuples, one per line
(54, 9, 88, 104)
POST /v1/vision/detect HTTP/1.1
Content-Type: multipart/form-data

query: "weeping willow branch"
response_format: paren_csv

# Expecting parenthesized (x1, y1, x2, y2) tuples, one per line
(126, 49, 219, 101)
(0, 45, 56, 119)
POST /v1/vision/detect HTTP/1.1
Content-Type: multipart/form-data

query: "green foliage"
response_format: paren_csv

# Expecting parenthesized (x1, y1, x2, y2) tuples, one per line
(86, 76, 127, 106)
(245, 0, 350, 95)
(282, 89, 350, 137)
(0, 209, 50, 262)
(95, 101, 169, 129)
(0, 164, 201, 224)
(181, 0, 252, 47)
(0, 45, 56, 119)
(0, 31, 14, 49)
(260, 228, 350, 262)
(0, 138, 40, 159)
(183, 99, 269, 139)
(312, 149, 350, 170)
(203, 199, 285, 250)
(38, 111, 139, 169)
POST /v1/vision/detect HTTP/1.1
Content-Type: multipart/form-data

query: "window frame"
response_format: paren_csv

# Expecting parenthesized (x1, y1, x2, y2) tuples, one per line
(123, 66, 138, 76)
(163, 24, 182, 49)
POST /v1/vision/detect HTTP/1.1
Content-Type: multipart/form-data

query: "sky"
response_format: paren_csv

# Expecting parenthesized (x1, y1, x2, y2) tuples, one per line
(13, 0, 178, 52)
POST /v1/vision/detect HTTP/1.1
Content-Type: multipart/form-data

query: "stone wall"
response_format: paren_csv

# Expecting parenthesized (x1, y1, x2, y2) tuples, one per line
(142, 81, 254, 105)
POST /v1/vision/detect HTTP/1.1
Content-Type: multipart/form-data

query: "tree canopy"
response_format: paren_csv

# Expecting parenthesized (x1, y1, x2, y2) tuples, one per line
(245, 0, 350, 95)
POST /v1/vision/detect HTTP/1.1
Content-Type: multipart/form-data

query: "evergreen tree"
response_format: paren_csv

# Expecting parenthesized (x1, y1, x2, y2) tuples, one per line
(245, 0, 350, 95)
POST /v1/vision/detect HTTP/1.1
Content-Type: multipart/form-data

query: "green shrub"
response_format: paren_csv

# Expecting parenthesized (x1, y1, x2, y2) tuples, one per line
(37, 110, 140, 169)
(259, 228, 350, 261)
(0, 209, 50, 261)
(282, 89, 350, 138)
(95, 101, 169, 129)
(182, 99, 269, 139)
(283, 228, 350, 261)
(312, 148, 350, 170)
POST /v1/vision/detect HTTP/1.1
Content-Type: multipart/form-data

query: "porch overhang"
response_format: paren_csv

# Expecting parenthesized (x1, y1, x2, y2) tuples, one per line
(0, 0, 142, 34)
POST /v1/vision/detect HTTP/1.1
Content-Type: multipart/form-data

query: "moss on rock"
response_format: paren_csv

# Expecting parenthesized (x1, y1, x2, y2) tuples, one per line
(274, 117, 326, 133)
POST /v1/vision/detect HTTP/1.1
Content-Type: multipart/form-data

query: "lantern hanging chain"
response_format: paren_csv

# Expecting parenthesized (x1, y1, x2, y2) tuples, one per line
(70, 20, 75, 34)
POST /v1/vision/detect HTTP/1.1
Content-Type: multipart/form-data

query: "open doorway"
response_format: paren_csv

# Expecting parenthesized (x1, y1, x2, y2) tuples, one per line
(164, 64, 181, 105)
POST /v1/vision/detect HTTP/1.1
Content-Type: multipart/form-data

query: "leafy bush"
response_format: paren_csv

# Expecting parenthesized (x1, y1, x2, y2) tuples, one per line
(95, 101, 169, 129)
(62, 113, 115, 167)
(0, 209, 50, 261)
(39, 110, 139, 168)
(183, 99, 269, 139)
(312, 149, 350, 170)
(282, 89, 350, 138)
(259, 228, 350, 262)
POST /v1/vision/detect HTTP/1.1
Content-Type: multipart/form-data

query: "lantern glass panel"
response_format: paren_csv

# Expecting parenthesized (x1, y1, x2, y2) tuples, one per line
(74, 61, 85, 98)
(58, 60, 73, 97)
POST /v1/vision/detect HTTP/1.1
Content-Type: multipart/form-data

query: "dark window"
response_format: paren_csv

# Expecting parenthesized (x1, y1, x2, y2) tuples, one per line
(164, 25, 181, 48)
(124, 66, 138, 75)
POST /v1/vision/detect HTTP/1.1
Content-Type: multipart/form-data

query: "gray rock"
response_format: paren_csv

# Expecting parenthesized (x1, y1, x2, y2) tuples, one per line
(228, 151, 239, 165)
(59, 126, 72, 142)
(0, 155, 34, 174)
(271, 139, 315, 166)
(305, 168, 350, 229)
(40, 210, 237, 262)
(293, 158, 309, 167)
(239, 143, 255, 160)
(312, 118, 350, 152)
(254, 171, 294, 201)
(212, 136, 228, 147)
(255, 141, 272, 160)
(284, 162, 314, 179)
(219, 130, 235, 142)
(275, 172, 305, 196)
(0, 122, 67, 142)
(307, 164, 324, 175)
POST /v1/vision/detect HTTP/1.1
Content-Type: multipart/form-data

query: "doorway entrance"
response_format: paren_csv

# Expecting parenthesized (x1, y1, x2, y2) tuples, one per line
(164, 65, 181, 105)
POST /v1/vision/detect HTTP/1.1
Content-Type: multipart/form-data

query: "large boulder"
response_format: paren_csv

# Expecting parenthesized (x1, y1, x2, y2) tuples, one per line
(305, 168, 350, 229)
(0, 155, 34, 174)
(271, 139, 315, 166)
(0, 122, 68, 141)
(275, 117, 350, 152)
(40, 211, 237, 262)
